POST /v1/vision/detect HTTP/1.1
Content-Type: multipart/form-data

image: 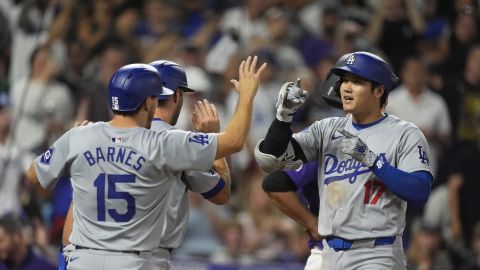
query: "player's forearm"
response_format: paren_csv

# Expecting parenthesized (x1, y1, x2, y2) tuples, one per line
(260, 119, 307, 162)
(371, 157, 432, 205)
(448, 174, 463, 234)
(26, 163, 40, 185)
(268, 191, 318, 234)
(365, 11, 384, 44)
(208, 159, 231, 205)
(405, 0, 425, 33)
(449, 190, 463, 238)
(216, 95, 253, 159)
(213, 158, 230, 183)
(261, 119, 293, 156)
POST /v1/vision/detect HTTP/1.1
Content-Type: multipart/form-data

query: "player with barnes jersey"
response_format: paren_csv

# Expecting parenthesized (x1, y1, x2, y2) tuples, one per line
(27, 57, 266, 270)
(58, 60, 231, 270)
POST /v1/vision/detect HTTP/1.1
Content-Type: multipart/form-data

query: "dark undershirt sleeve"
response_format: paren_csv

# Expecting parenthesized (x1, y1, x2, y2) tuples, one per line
(261, 119, 307, 162)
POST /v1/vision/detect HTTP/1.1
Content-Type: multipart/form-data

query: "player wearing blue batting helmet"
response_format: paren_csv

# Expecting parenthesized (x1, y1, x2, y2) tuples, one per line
(331, 51, 398, 93)
(108, 63, 164, 112)
(256, 50, 430, 270)
(320, 52, 399, 109)
(149, 60, 196, 100)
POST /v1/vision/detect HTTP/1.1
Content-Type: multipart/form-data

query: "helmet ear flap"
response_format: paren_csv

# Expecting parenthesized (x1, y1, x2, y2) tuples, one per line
(320, 71, 343, 109)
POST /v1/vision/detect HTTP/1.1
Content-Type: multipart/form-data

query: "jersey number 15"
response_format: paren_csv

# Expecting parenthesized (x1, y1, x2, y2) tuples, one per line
(94, 173, 136, 222)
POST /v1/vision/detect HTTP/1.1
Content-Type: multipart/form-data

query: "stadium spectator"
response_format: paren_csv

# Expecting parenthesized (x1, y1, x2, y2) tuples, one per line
(0, 94, 34, 217)
(406, 219, 453, 270)
(443, 45, 480, 143)
(462, 222, 480, 270)
(9, 46, 74, 155)
(237, 177, 294, 262)
(388, 56, 451, 174)
(366, 0, 425, 72)
(75, 42, 131, 122)
(0, 214, 55, 270)
(448, 117, 480, 247)
(443, 12, 479, 78)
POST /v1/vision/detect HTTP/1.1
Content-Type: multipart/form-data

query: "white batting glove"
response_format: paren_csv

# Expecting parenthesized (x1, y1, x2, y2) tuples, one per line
(276, 78, 309, 122)
(337, 127, 377, 168)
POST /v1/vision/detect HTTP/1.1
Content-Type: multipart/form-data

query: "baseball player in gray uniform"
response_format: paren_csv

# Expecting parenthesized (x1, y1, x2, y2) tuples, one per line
(149, 60, 230, 269)
(26, 56, 267, 270)
(255, 51, 433, 269)
(59, 61, 231, 270)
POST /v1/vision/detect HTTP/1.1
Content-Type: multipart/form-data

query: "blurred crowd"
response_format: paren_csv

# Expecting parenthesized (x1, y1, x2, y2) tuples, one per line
(0, 0, 480, 269)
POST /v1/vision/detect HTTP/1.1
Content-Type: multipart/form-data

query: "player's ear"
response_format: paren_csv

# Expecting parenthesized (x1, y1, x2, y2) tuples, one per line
(172, 90, 182, 104)
(373, 85, 385, 100)
(144, 96, 157, 112)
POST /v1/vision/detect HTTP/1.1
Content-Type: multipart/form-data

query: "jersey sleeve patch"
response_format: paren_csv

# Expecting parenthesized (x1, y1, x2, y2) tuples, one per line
(40, 147, 55, 165)
(188, 134, 210, 145)
(417, 145, 429, 166)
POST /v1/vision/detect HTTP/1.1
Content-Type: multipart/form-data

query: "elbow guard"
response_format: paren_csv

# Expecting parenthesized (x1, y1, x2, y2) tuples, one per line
(262, 171, 297, 192)
(254, 140, 303, 173)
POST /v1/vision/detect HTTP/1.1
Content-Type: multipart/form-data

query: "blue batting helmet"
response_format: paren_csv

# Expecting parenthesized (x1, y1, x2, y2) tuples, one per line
(331, 51, 399, 92)
(108, 64, 164, 111)
(149, 60, 196, 100)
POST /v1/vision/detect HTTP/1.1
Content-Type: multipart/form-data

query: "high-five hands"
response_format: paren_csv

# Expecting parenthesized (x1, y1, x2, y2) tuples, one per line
(276, 78, 309, 122)
(192, 99, 220, 133)
(230, 55, 268, 99)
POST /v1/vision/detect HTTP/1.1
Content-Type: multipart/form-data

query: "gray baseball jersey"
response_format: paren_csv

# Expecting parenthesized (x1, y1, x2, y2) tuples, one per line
(34, 122, 217, 251)
(150, 118, 222, 249)
(293, 114, 432, 239)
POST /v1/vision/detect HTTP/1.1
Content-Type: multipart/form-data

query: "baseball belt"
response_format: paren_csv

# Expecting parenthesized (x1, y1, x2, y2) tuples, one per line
(326, 236, 397, 251)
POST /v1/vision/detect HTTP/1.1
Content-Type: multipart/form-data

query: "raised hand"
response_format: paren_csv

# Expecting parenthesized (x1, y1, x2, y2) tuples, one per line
(276, 78, 309, 122)
(230, 55, 268, 100)
(192, 99, 220, 133)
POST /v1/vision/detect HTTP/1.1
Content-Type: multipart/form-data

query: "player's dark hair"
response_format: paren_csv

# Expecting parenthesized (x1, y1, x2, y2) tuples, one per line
(113, 107, 141, 116)
(157, 99, 169, 107)
(157, 90, 180, 108)
(371, 82, 387, 107)
(400, 55, 428, 76)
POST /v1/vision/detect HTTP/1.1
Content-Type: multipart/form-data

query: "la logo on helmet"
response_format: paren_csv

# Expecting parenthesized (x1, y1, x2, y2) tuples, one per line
(346, 54, 356, 65)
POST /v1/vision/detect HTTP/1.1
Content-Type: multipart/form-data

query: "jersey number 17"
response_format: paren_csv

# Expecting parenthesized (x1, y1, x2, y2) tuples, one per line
(363, 179, 385, 205)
